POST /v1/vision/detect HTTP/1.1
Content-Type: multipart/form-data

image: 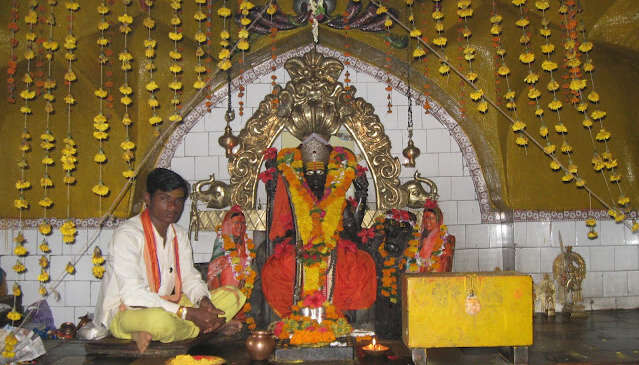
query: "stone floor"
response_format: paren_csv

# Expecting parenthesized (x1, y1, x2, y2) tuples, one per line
(34, 310, 639, 365)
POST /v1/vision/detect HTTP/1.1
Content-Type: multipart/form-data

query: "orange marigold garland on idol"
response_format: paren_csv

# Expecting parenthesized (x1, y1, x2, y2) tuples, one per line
(276, 147, 356, 298)
(272, 147, 357, 345)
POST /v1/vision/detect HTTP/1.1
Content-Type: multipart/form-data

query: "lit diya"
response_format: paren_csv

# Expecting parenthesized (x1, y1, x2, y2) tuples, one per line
(361, 337, 390, 357)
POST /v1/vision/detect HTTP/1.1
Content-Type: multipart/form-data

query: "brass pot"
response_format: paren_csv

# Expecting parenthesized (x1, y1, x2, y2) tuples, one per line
(245, 330, 275, 361)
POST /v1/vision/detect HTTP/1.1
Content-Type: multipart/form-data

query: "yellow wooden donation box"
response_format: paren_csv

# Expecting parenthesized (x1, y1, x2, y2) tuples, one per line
(402, 272, 533, 349)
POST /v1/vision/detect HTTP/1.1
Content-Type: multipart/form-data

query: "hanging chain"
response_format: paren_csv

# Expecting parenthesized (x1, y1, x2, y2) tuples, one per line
(225, 69, 235, 123)
(407, 44, 414, 140)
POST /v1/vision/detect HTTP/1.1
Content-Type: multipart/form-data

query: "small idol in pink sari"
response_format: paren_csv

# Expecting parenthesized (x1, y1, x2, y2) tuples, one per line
(417, 199, 455, 272)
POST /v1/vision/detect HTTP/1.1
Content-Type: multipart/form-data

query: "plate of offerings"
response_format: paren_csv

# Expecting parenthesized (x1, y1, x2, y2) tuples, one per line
(165, 355, 225, 365)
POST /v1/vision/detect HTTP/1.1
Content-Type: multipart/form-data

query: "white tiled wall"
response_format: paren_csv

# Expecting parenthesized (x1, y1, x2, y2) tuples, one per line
(2, 61, 638, 327)
(0, 225, 112, 327)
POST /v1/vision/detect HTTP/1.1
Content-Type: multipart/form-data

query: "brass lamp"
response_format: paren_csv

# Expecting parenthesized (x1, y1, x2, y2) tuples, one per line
(218, 70, 239, 157)
(403, 139, 420, 167)
(402, 48, 421, 167)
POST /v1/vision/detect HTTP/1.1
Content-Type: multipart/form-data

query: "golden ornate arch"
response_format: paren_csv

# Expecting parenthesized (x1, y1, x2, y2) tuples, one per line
(227, 49, 404, 210)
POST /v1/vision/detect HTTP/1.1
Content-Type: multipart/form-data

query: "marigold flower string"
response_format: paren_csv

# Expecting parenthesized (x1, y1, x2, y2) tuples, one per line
(168, 0, 184, 124)
(60, 0, 80, 245)
(531, 0, 576, 183)
(268, 4, 279, 102)
(559, 0, 629, 226)
(119, 0, 136, 180)
(193, 0, 208, 91)
(237, 0, 254, 118)
(14, 2, 40, 288)
(203, 0, 215, 112)
(144, 0, 162, 133)
(375, 3, 393, 114)
(217, 0, 232, 72)
(370, 0, 629, 231)
(575, 6, 631, 223)
(7, 1, 19, 104)
(489, 1, 527, 151)
(92, 0, 111, 208)
(39, 0, 58, 253)
(431, 0, 450, 78)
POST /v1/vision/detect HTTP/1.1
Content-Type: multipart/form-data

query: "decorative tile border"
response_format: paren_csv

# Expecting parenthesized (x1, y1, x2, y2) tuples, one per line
(0, 216, 123, 230)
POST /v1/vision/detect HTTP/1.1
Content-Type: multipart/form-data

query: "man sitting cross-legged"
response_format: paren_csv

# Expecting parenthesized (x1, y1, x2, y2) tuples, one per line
(95, 168, 245, 353)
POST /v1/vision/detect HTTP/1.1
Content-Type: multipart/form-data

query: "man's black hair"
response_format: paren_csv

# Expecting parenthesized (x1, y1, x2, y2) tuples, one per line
(146, 168, 189, 195)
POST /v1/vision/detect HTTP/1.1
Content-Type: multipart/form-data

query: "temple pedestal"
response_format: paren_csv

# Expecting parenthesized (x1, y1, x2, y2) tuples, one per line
(272, 338, 355, 363)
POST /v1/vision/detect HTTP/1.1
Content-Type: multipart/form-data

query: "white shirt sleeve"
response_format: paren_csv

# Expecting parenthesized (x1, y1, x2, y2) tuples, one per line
(174, 225, 210, 305)
(111, 225, 180, 314)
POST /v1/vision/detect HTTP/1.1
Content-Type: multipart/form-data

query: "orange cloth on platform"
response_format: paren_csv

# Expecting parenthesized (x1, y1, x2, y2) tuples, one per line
(261, 240, 376, 317)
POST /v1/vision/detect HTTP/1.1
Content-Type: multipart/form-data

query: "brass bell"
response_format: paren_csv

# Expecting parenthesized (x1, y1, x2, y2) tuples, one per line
(402, 139, 421, 167)
(218, 125, 239, 158)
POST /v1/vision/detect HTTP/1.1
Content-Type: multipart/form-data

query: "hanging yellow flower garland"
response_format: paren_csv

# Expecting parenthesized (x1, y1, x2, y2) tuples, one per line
(217, 0, 232, 71)
(144, 1, 162, 132)
(193, 0, 208, 90)
(118, 0, 136, 179)
(92, 0, 111, 204)
(61, 0, 80, 245)
(168, 0, 184, 124)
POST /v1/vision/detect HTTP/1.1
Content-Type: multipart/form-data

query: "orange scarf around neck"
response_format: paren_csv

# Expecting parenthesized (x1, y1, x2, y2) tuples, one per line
(141, 209, 182, 303)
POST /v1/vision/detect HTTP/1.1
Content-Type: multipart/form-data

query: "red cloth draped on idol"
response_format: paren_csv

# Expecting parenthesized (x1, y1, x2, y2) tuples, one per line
(207, 206, 257, 330)
(261, 133, 376, 344)
(408, 199, 456, 273)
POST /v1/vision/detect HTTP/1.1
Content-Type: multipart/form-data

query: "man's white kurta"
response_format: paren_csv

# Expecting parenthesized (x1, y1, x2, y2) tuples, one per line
(95, 214, 209, 328)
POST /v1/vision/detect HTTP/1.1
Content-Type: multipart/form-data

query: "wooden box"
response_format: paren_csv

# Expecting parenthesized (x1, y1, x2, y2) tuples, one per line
(402, 272, 533, 349)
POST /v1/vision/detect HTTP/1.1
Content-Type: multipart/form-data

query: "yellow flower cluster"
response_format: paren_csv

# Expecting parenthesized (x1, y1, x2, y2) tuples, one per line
(2, 333, 18, 359)
(93, 247, 106, 279)
(13, 260, 26, 274)
(61, 220, 77, 243)
(7, 309, 21, 323)
(12, 284, 21, 297)
(38, 269, 50, 283)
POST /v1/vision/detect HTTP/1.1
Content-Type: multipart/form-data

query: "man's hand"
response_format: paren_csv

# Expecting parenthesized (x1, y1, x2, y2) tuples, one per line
(185, 298, 226, 334)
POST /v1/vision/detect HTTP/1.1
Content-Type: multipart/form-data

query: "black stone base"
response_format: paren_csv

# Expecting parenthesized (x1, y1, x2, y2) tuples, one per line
(272, 337, 355, 362)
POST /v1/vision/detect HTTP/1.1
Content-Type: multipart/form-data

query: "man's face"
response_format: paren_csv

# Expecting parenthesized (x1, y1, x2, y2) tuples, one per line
(145, 188, 186, 227)
(304, 168, 326, 196)
(422, 211, 439, 232)
(230, 215, 246, 238)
